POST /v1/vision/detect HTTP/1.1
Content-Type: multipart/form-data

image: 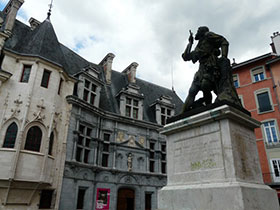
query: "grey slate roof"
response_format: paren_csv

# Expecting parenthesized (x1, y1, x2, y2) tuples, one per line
(3, 16, 183, 122)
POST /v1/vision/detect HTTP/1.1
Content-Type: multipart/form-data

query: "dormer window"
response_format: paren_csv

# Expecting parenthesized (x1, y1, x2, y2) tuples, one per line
(152, 95, 175, 125)
(161, 107, 172, 125)
(125, 97, 139, 119)
(83, 79, 97, 105)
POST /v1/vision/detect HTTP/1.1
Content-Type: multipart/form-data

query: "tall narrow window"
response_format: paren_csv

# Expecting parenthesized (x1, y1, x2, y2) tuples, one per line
(161, 144, 166, 174)
(263, 121, 278, 144)
(20, 65, 32, 83)
(76, 124, 92, 163)
(256, 91, 272, 113)
(76, 188, 86, 210)
(102, 133, 110, 167)
(149, 142, 155, 172)
(24, 126, 42, 152)
(48, 132, 54, 155)
(3, 122, 18, 148)
(58, 78, 63, 95)
(41, 70, 51, 88)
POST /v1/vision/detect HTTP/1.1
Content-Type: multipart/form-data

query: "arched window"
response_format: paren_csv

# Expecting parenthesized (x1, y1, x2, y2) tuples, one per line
(3, 122, 18, 148)
(24, 126, 42, 152)
(48, 132, 54, 155)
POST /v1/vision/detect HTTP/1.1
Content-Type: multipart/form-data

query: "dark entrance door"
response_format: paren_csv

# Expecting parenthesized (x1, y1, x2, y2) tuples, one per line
(117, 188, 135, 210)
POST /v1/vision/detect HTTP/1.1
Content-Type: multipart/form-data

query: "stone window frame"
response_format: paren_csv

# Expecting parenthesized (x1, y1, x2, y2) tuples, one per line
(254, 88, 274, 114)
(19, 64, 32, 83)
(82, 78, 98, 106)
(76, 124, 92, 164)
(24, 126, 43, 152)
(232, 73, 239, 88)
(2, 121, 18, 148)
(160, 106, 172, 125)
(250, 66, 266, 83)
(125, 97, 139, 119)
(270, 159, 280, 183)
(40, 69, 52, 88)
(261, 119, 280, 145)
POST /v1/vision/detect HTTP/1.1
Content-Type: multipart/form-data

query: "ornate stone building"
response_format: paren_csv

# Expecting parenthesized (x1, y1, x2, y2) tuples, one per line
(0, 1, 183, 209)
(59, 58, 182, 210)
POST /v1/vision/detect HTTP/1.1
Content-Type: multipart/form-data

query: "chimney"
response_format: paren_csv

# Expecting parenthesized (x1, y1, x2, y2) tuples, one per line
(99, 53, 115, 84)
(122, 62, 138, 83)
(3, 0, 24, 35)
(29, 17, 41, 30)
(271, 32, 280, 55)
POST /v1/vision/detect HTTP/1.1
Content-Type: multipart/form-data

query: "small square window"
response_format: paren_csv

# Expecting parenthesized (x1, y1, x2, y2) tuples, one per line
(133, 100, 139, 106)
(252, 67, 265, 82)
(20, 65, 32, 83)
(104, 133, 110, 141)
(41, 70, 51, 88)
(126, 98, 132, 105)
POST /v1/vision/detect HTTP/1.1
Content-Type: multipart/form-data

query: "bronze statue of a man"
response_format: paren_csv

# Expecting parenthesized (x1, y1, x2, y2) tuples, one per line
(182, 26, 241, 112)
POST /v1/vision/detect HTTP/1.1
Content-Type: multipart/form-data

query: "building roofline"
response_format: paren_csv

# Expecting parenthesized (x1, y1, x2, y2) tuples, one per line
(232, 53, 272, 69)
(266, 56, 280, 65)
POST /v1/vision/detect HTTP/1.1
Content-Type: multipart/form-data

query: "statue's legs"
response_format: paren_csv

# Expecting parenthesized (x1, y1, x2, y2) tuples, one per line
(203, 90, 212, 105)
(182, 82, 199, 113)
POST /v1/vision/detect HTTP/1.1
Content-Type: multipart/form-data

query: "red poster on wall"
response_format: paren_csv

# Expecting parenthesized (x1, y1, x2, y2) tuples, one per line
(96, 188, 110, 210)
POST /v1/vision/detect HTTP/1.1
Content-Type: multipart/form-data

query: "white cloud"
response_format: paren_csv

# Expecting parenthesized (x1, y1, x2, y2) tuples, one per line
(11, 0, 280, 101)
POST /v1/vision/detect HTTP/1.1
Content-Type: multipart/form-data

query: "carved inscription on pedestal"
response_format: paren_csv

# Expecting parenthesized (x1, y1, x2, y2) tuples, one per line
(173, 122, 223, 175)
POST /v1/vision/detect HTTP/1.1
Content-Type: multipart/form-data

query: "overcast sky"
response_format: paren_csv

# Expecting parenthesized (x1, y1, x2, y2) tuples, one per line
(1, 0, 280, 101)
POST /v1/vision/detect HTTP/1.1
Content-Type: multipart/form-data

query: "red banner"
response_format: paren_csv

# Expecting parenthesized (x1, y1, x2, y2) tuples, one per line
(96, 188, 110, 210)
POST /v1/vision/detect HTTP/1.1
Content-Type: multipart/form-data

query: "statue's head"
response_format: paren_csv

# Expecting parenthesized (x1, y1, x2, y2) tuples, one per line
(195, 26, 209, 40)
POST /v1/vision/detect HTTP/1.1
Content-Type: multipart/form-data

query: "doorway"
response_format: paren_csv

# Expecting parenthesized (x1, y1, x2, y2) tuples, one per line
(117, 188, 135, 210)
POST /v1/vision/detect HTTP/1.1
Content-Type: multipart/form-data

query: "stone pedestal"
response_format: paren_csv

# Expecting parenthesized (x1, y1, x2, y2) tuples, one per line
(158, 105, 278, 210)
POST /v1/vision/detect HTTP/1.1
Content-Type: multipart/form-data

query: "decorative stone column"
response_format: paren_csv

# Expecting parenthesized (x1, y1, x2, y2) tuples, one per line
(158, 104, 278, 210)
